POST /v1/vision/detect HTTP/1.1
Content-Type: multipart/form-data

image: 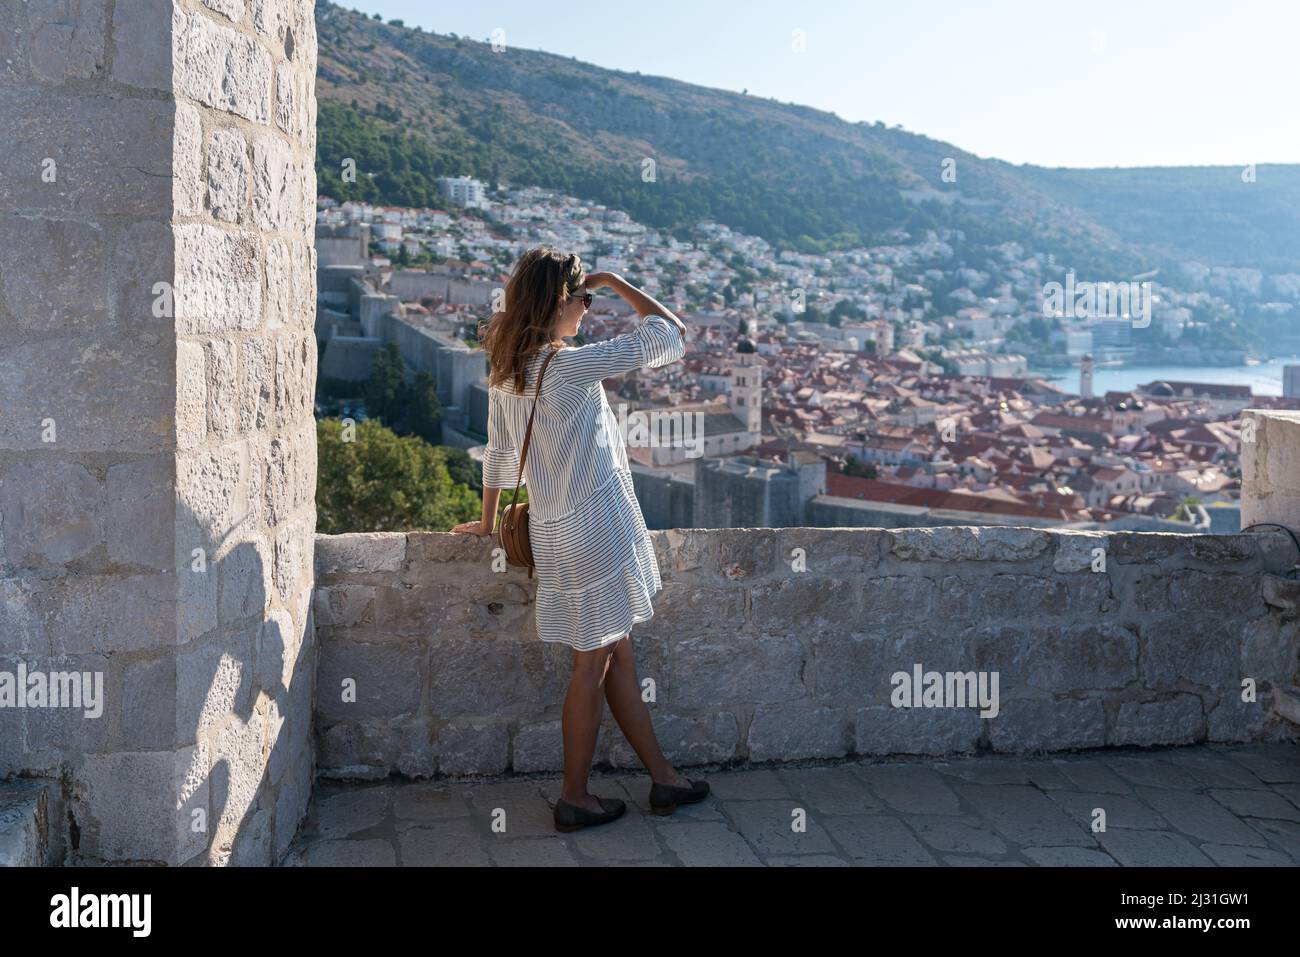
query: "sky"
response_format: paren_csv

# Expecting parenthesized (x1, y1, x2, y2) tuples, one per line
(340, 0, 1299, 169)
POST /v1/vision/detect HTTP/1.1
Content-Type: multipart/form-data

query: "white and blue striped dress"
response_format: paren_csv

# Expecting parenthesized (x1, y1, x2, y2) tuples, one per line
(483, 313, 686, 651)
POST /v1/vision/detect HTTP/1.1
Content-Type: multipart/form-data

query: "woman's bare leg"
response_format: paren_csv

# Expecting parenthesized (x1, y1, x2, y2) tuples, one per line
(603, 634, 690, 786)
(559, 643, 617, 811)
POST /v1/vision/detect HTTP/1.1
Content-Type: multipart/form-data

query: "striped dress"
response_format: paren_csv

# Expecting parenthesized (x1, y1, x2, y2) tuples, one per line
(483, 313, 686, 651)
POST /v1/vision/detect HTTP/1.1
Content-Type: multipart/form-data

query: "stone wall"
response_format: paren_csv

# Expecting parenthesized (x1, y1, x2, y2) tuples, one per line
(1242, 410, 1300, 533)
(312, 526, 1300, 779)
(0, 0, 318, 865)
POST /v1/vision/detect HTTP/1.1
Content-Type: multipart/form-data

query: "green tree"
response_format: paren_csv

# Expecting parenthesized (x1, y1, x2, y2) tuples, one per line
(316, 418, 480, 533)
(363, 343, 406, 425)
(404, 371, 443, 445)
(441, 446, 483, 493)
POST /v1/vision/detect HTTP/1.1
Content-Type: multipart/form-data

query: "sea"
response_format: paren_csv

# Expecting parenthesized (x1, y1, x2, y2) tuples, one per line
(1032, 357, 1299, 398)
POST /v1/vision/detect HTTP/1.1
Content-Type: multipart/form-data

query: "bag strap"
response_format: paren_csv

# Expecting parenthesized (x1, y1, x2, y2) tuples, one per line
(499, 347, 559, 530)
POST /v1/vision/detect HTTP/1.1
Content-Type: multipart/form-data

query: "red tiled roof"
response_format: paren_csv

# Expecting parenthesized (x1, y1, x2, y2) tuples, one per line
(823, 471, 1076, 520)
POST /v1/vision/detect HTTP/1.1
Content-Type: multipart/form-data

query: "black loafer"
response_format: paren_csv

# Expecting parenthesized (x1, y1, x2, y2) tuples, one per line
(553, 796, 627, 833)
(648, 778, 710, 815)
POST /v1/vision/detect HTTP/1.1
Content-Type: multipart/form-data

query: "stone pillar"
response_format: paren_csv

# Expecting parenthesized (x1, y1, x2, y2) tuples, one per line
(0, 0, 318, 865)
(1241, 410, 1300, 536)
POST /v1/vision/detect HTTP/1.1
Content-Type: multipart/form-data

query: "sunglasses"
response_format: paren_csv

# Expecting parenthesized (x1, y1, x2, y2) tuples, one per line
(576, 291, 593, 308)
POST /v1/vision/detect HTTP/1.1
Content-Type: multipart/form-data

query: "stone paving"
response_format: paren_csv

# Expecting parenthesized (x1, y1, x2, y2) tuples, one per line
(282, 742, 1300, 866)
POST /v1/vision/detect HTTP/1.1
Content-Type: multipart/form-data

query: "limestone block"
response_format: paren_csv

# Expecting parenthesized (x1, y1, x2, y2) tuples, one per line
(177, 632, 252, 739)
(239, 337, 274, 433)
(436, 721, 509, 776)
(217, 536, 272, 624)
(775, 526, 887, 576)
(264, 238, 313, 329)
(28, 0, 106, 82)
(318, 720, 414, 778)
(255, 604, 296, 696)
(75, 750, 192, 864)
(658, 711, 741, 765)
(317, 639, 422, 720)
(252, 133, 295, 231)
(178, 445, 251, 547)
(939, 574, 1070, 620)
(1021, 624, 1139, 693)
(1186, 534, 1259, 564)
(1104, 532, 1183, 565)
(39, 574, 176, 655)
(405, 530, 495, 568)
(177, 556, 220, 644)
(210, 706, 268, 856)
(1051, 530, 1108, 573)
(111, 0, 176, 90)
(634, 580, 744, 641)
(0, 336, 174, 453)
(175, 10, 271, 123)
(854, 705, 981, 755)
(121, 651, 179, 750)
(0, 87, 173, 215)
(889, 525, 1051, 563)
(749, 576, 862, 633)
(428, 639, 563, 719)
(173, 223, 262, 334)
(512, 720, 563, 773)
(1241, 615, 1299, 686)
(315, 532, 407, 577)
(1139, 618, 1241, 689)
(0, 460, 101, 566)
(21, 652, 114, 758)
(204, 338, 240, 439)
(1111, 695, 1204, 746)
(1207, 690, 1275, 743)
(274, 747, 311, 860)
(1165, 570, 1264, 617)
(988, 698, 1106, 751)
(668, 633, 806, 705)
(201, 0, 245, 23)
(250, 0, 291, 42)
(0, 214, 109, 333)
(206, 127, 249, 223)
(173, 101, 205, 217)
(313, 583, 375, 631)
(0, 579, 44, 655)
(712, 527, 779, 581)
(176, 339, 208, 451)
(811, 631, 892, 702)
(862, 574, 938, 625)
(1262, 574, 1300, 615)
(748, 705, 848, 761)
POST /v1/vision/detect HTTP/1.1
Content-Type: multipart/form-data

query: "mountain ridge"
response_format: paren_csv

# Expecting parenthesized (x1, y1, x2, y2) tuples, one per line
(314, 3, 1300, 276)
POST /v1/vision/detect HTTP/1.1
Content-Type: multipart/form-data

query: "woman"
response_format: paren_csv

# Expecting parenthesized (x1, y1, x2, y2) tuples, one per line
(451, 246, 711, 832)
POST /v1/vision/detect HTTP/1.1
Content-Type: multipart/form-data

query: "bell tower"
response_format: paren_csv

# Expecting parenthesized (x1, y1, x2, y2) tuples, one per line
(1080, 353, 1095, 399)
(729, 337, 763, 434)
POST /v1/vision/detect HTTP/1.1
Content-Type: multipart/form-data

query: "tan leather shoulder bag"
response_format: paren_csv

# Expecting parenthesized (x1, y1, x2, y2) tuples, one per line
(497, 347, 559, 578)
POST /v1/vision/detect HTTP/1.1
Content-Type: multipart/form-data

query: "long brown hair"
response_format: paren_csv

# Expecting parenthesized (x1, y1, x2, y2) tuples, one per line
(481, 246, 585, 393)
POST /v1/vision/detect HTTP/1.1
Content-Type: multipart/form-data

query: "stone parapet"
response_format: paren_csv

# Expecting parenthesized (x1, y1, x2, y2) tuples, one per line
(313, 526, 1300, 778)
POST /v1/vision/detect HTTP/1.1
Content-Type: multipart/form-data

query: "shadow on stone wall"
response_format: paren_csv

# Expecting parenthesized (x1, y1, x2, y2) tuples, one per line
(0, 496, 316, 865)
(312, 526, 1300, 783)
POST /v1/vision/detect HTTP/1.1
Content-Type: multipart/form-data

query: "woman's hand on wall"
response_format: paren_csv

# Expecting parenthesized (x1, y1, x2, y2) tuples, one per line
(450, 519, 494, 536)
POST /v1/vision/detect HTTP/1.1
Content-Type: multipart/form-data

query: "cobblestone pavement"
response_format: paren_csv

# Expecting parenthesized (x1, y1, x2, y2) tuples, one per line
(282, 743, 1300, 866)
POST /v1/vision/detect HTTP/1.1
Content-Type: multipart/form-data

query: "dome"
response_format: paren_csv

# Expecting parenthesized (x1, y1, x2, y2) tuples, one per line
(1148, 381, 1175, 397)
(736, 336, 758, 354)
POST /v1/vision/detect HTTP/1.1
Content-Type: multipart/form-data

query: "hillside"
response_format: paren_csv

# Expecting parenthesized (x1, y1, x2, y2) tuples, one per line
(314, 3, 1300, 276)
